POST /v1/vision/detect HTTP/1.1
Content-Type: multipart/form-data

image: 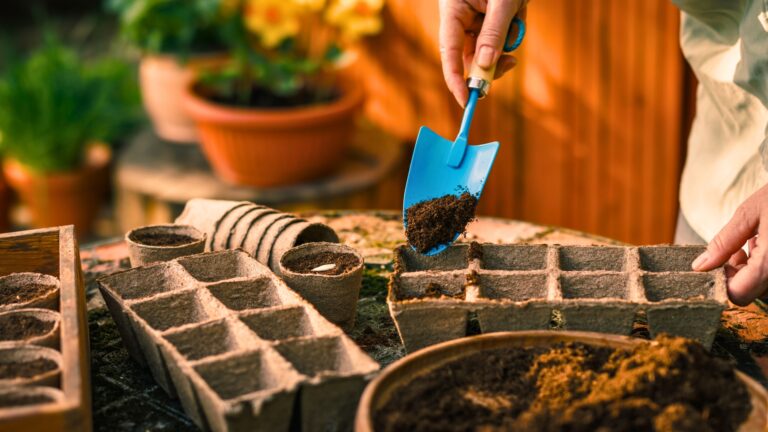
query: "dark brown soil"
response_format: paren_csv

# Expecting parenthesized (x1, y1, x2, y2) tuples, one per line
(405, 192, 478, 253)
(0, 315, 55, 341)
(0, 283, 56, 306)
(0, 358, 57, 379)
(283, 251, 361, 276)
(467, 241, 484, 261)
(0, 393, 55, 407)
(374, 335, 751, 432)
(193, 82, 339, 108)
(129, 232, 198, 247)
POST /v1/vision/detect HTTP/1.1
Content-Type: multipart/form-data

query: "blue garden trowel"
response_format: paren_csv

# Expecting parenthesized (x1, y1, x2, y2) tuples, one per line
(403, 17, 526, 256)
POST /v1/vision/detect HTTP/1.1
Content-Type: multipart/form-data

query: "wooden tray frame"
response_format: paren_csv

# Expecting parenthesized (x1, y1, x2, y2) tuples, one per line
(0, 226, 91, 432)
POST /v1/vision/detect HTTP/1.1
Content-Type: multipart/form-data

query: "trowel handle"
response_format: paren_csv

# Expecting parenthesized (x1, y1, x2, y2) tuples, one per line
(467, 16, 526, 98)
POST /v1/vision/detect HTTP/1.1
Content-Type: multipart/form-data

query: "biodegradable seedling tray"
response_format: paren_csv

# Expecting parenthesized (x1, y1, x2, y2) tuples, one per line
(0, 226, 90, 432)
(389, 243, 727, 353)
(98, 249, 379, 432)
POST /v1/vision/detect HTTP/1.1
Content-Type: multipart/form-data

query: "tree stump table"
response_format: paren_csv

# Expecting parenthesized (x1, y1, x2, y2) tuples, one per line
(81, 212, 768, 431)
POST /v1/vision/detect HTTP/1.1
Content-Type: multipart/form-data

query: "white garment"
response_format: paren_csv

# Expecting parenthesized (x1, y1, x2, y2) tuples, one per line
(673, 0, 768, 242)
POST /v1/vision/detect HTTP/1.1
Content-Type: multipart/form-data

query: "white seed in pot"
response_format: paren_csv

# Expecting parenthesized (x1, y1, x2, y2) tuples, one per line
(311, 264, 336, 272)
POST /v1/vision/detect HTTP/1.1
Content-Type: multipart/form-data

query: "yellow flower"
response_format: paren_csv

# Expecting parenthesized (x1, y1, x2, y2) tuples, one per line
(293, 0, 326, 11)
(325, 0, 384, 40)
(244, 0, 301, 48)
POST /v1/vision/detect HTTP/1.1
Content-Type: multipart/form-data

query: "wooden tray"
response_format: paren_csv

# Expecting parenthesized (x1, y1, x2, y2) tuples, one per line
(356, 331, 768, 432)
(0, 226, 91, 432)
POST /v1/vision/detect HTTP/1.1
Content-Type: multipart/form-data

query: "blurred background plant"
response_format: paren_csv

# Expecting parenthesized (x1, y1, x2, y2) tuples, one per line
(196, 0, 384, 107)
(107, 0, 224, 57)
(0, 33, 140, 172)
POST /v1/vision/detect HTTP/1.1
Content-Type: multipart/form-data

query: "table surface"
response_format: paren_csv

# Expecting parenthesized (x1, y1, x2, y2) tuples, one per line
(82, 211, 768, 431)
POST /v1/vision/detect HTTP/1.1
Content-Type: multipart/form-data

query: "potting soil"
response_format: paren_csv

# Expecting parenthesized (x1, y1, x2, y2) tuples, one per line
(373, 335, 751, 432)
(0, 283, 55, 306)
(283, 251, 360, 276)
(129, 232, 197, 247)
(405, 192, 478, 253)
(0, 315, 54, 341)
(0, 358, 57, 379)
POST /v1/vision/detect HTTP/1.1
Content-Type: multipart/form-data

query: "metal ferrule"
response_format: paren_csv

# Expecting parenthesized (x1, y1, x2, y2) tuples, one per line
(467, 77, 490, 98)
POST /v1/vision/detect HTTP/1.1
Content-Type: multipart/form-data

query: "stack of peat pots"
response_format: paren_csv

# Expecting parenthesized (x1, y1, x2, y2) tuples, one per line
(175, 199, 340, 275)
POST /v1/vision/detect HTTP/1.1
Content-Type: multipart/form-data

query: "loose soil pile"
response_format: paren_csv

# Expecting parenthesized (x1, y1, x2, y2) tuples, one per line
(374, 335, 751, 432)
(0, 315, 54, 341)
(129, 232, 197, 247)
(0, 358, 57, 379)
(283, 251, 360, 276)
(0, 283, 55, 306)
(405, 192, 478, 253)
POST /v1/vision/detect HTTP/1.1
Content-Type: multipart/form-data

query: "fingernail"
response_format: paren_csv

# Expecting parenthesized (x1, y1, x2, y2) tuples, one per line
(476, 45, 496, 68)
(692, 252, 709, 270)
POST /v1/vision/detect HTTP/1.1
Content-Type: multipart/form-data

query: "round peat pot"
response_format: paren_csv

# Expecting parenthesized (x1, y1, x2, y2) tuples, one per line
(355, 331, 768, 432)
(0, 273, 59, 313)
(175, 199, 250, 251)
(126, 224, 205, 267)
(279, 243, 363, 329)
(242, 213, 293, 259)
(228, 207, 275, 251)
(0, 385, 64, 410)
(269, 221, 340, 274)
(0, 346, 62, 388)
(257, 217, 303, 267)
(0, 309, 60, 349)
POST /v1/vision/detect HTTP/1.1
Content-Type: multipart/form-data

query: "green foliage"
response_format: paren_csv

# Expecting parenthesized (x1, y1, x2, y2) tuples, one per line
(0, 38, 140, 173)
(108, 0, 224, 56)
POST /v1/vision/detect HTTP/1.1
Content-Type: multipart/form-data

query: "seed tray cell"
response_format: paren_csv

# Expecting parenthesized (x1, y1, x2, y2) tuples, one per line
(100, 261, 197, 301)
(206, 277, 284, 311)
(480, 244, 548, 271)
(177, 250, 268, 282)
(239, 305, 339, 342)
(395, 244, 469, 272)
(389, 242, 727, 353)
(638, 245, 706, 272)
(98, 249, 378, 432)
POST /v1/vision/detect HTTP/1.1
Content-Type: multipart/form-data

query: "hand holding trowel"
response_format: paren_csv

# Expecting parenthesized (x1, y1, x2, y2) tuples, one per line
(403, 16, 526, 256)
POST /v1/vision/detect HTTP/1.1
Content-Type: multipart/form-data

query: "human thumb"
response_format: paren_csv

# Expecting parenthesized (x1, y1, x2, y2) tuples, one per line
(475, 0, 519, 69)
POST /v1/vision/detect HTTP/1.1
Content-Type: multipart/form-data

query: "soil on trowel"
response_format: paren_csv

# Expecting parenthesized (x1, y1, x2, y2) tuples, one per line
(129, 232, 197, 247)
(0, 315, 54, 341)
(0, 283, 55, 306)
(283, 251, 360, 276)
(374, 335, 752, 432)
(0, 358, 57, 379)
(405, 192, 478, 253)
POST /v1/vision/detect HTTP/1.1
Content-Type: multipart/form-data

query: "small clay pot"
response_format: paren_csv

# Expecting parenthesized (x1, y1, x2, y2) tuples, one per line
(279, 243, 364, 329)
(242, 213, 293, 259)
(257, 217, 303, 267)
(0, 346, 62, 388)
(174, 199, 249, 251)
(0, 308, 61, 349)
(0, 385, 64, 409)
(126, 224, 206, 267)
(228, 208, 276, 250)
(270, 221, 341, 275)
(211, 204, 260, 251)
(0, 273, 60, 312)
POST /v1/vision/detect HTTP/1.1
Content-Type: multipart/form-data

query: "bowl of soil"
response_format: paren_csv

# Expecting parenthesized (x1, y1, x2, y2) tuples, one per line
(0, 346, 61, 388)
(357, 331, 768, 432)
(0, 273, 60, 313)
(0, 309, 60, 349)
(279, 242, 364, 329)
(126, 224, 206, 267)
(0, 386, 64, 410)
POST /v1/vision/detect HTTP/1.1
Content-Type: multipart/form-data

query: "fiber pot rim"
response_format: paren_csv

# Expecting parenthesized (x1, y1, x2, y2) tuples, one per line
(126, 224, 206, 250)
(0, 385, 65, 410)
(0, 345, 62, 386)
(354, 330, 768, 432)
(0, 273, 60, 311)
(0, 308, 60, 346)
(182, 79, 364, 127)
(279, 242, 363, 279)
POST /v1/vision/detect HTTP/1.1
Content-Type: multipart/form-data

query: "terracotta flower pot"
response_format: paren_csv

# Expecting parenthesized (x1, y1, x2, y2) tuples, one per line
(183, 81, 364, 187)
(2, 144, 110, 237)
(140, 54, 225, 144)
